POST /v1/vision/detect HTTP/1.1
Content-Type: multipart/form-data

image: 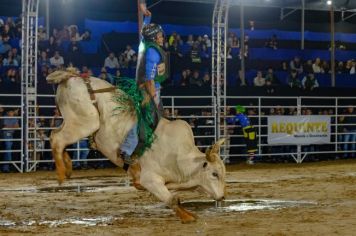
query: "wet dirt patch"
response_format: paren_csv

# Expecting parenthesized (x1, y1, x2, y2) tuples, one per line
(181, 199, 317, 213)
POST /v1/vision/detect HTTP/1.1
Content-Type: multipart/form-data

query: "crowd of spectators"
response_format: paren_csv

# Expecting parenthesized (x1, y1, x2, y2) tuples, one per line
(0, 17, 355, 171)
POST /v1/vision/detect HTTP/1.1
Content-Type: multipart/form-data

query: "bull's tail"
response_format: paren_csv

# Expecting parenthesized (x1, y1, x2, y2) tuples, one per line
(46, 67, 80, 84)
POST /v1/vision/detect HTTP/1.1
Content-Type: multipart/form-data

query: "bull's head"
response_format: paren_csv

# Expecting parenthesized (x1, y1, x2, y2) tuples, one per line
(199, 138, 226, 201)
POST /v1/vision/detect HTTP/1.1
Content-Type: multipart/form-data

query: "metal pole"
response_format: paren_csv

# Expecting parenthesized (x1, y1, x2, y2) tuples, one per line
(46, 0, 49, 40)
(297, 97, 302, 163)
(330, 4, 336, 87)
(301, 0, 305, 50)
(240, 0, 245, 84)
(137, 0, 144, 40)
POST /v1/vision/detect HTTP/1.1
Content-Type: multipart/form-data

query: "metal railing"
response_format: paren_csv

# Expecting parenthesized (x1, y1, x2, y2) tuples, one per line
(1, 94, 355, 172)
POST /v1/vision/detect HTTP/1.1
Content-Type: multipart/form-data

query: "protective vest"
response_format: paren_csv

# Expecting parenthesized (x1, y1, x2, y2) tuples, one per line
(136, 42, 168, 86)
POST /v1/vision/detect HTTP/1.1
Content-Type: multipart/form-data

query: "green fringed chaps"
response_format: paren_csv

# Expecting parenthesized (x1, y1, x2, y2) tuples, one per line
(113, 77, 156, 157)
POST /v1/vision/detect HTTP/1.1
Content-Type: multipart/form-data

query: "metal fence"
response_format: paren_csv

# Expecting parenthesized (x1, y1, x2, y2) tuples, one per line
(0, 94, 355, 172)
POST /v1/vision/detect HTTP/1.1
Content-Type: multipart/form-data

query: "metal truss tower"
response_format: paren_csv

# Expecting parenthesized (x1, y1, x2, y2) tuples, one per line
(212, 0, 230, 162)
(21, 0, 40, 172)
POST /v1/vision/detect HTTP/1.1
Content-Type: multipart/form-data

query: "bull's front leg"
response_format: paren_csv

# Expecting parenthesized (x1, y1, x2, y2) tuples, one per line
(141, 174, 197, 223)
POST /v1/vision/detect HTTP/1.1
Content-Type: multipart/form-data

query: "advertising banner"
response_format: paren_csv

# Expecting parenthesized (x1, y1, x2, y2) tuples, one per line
(268, 116, 331, 144)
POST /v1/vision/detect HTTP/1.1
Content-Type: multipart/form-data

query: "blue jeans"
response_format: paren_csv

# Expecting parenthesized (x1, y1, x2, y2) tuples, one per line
(343, 131, 356, 158)
(2, 137, 13, 172)
(120, 124, 138, 156)
(73, 140, 89, 167)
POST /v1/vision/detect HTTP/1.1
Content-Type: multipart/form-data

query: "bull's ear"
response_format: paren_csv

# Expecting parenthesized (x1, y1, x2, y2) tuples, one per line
(210, 138, 226, 154)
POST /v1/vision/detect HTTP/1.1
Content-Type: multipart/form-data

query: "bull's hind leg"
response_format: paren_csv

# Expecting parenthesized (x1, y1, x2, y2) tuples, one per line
(50, 121, 99, 184)
(141, 174, 197, 223)
(63, 151, 72, 179)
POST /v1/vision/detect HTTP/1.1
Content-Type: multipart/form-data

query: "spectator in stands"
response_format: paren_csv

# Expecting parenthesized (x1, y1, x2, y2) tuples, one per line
(287, 69, 301, 89)
(249, 20, 255, 31)
(195, 36, 203, 46)
(1, 108, 19, 173)
(304, 60, 313, 74)
(203, 34, 211, 48)
(50, 51, 64, 68)
(340, 106, 356, 159)
(231, 36, 239, 48)
(0, 36, 10, 54)
(11, 48, 21, 63)
(44, 36, 59, 57)
(265, 68, 279, 85)
(38, 51, 51, 68)
(169, 41, 183, 58)
(239, 35, 249, 59)
(190, 70, 203, 86)
(186, 34, 194, 46)
(39, 65, 49, 82)
(67, 37, 82, 66)
(345, 60, 353, 74)
(2, 24, 15, 39)
(99, 67, 108, 79)
(38, 25, 47, 41)
(202, 72, 211, 87)
(51, 28, 60, 42)
(80, 29, 91, 41)
(58, 25, 70, 42)
(322, 60, 330, 73)
(281, 61, 288, 71)
(226, 47, 233, 59)
(302, 72, 319, 91)
(168, 31, 177, 46)
(69, 25, 81, 41)
(163, 108, 171, 118)
(227, 32, 234, 47)
(336, 61, 345, 74)
(124, 45, 136, 61)
(104, 52, 120, 70)
(3, 51, 19, 67)
(176, 34, 184, 46)
(265, 34, 278, 50)
(3, 68, 19, 84)
(50, 108, 62, 128)
(349, 60, 356, 75)
(312, 57, 323, 73)
(73, 139, 89, 169)
(179, 69, 189, 87)
(253, 71, 266, 87)
(290, 56, 303, 74)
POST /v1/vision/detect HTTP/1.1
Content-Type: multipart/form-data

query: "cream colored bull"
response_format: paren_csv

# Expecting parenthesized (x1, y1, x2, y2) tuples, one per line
(47, 69, 226, 223)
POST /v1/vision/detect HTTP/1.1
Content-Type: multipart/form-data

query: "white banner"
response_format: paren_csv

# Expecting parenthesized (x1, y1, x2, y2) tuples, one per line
(268, 116, 331, 145)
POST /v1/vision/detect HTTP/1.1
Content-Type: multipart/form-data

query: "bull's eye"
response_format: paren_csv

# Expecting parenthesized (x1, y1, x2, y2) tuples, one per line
(212, 172, 219, 178)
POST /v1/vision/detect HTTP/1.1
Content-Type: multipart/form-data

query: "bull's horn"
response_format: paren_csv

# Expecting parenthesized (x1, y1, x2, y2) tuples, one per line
(206, 138, 225, 162)
(210, 138, 226, 154)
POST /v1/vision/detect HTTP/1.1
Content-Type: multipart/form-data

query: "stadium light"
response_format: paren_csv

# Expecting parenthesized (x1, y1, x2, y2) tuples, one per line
(327, 0, 332, 5)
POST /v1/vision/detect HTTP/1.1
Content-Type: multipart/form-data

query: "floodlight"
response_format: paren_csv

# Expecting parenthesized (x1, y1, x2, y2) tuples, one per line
(327, 0, 332, 5)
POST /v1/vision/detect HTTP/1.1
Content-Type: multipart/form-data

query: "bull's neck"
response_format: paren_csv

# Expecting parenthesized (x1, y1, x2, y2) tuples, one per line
(180, 154, 206, 181)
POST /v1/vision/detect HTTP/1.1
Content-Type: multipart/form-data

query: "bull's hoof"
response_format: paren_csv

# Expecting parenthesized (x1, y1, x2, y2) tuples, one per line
(176, 207, 197, 224)
(57, 176, 65, 185)
(65, 169, 72, 179)
(133, 182, 145, 191)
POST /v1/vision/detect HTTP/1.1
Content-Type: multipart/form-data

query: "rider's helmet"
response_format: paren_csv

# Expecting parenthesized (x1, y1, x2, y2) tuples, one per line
(141, 23, 164, 43)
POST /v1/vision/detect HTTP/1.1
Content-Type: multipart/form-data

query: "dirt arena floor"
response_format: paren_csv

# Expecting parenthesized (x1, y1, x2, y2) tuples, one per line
(1, 159, 356, 236)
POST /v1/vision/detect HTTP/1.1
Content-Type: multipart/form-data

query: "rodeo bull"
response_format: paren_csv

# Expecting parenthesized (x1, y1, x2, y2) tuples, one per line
(46, 68, 226, 223)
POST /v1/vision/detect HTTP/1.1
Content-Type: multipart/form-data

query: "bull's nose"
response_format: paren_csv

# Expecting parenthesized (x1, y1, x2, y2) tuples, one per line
(218, 196, 225, 201)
